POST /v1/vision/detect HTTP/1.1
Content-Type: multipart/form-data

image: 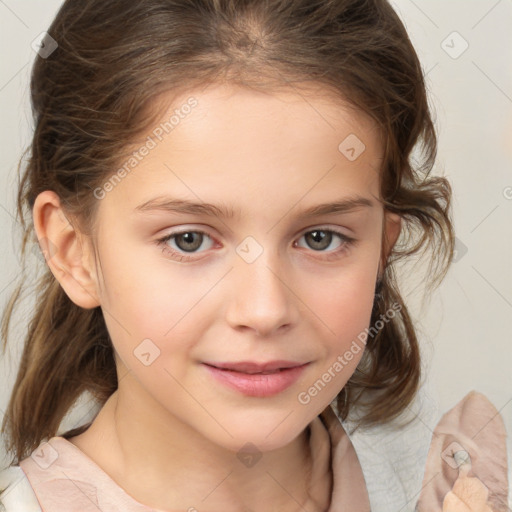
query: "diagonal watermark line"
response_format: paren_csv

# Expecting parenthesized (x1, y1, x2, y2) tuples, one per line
(64, 271, 132, 336)
(265, 470, 312, 512)
(64, 370, 132, 432)
(161, 161, 334, 337)
(201, 470, 234, 502)
(0, 0, 29, 28)
(0, 201, 132, 339)
(0, 271, 21, 298)
(0, 202, 19, 225)
(399, 470, 442, 512)
(453, 277, 473, 306)
(163, 267, 234, 337)
(266, 164, 337, 234)
(0, 62, 29, 93)
(470, 204, 499, 233)
(425, 62, 439, 77)
(472, 61, 512, 104)
(271, 68, 336, 131)
(265, 409, 295, 438)
(471, 265, 512, 309)
(403, 402, 436, 437)
(264, 265, 336, 336)
(163, 367, 234, 437)
(59, 470, 102, 510)
(407, 0, 439, 28)
(163, 163, 234, 235)
(0, 470, 24, 502)
(471, 396, 512, 440)
(471, 0, 503, 30)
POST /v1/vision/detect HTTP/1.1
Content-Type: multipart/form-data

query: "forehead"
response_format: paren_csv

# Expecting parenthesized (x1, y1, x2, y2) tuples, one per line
(157, 81, 380, 150)
(101, 82, 384, 218)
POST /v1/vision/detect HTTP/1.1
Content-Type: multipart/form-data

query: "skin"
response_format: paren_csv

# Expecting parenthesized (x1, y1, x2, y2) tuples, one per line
(33, 82, 401, 511)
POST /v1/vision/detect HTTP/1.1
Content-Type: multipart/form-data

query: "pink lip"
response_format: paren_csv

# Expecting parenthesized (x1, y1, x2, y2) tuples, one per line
(202, 362, 310, 397)
(203, 360, 306, 373)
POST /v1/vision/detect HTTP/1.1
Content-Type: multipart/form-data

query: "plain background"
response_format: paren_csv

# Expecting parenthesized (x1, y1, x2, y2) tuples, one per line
(1, 0, 511, 487)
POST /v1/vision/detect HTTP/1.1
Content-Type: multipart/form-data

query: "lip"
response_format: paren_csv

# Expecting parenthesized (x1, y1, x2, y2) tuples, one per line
(202, 361, 310, 397)
(203, 360, 307, 373)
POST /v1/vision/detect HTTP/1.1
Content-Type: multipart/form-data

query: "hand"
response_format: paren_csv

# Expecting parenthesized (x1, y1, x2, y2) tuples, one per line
(442, 463, 493, 512)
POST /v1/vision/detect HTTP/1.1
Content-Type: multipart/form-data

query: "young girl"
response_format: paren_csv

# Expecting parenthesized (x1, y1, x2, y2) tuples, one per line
(0, 0, 508, 511)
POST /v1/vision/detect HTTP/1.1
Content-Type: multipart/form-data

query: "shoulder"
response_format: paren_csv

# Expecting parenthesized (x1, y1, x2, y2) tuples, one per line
(0, 465, 42, 512)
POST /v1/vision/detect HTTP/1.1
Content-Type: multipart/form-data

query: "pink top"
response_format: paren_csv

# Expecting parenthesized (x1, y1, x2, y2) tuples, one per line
(17, 405, 371, 512)
(1, 391, 508, 511)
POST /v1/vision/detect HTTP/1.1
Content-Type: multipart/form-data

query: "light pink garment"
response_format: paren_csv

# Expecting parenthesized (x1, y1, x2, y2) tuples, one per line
(416, 391, 509, 511)
(18, 404, 371, 511)
(15, 391, 507, 511)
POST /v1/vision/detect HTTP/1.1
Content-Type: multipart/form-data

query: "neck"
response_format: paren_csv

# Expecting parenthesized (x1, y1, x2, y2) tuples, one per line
(69, 374, 331, 512)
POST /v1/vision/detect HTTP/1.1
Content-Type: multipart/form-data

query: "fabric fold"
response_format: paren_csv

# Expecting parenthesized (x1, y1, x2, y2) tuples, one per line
(416, 391, 509, 512)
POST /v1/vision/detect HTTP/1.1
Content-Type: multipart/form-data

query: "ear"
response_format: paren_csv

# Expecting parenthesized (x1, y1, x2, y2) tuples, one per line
(32, 190, 100, 309)
(378, 211, 401, 278)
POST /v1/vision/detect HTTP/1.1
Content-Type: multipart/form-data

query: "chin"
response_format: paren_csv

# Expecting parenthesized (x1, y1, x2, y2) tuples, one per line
(207, 415, 309, 454)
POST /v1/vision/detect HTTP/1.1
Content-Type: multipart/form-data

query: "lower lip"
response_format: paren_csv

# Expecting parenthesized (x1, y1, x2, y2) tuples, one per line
(202, 363, 309, 397)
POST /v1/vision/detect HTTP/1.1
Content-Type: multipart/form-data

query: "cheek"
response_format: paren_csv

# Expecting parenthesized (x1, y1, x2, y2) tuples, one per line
(96, 251, 215, 373)
(309, 260, 378, 338)
(295, 269, 376, 408)
(301, 255, 377, 373)
(321, 288, 374, 377)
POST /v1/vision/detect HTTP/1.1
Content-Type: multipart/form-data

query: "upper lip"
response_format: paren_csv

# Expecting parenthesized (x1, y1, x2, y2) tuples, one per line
(203, 360, 308, 374)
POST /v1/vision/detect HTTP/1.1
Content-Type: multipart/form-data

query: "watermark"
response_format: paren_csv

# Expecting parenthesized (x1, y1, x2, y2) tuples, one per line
(452, 236, 468, 263)
(297, 302, 402, 405)
(441, 31, 469, 60)
(236, 236, 264, 264)
(31, 441, 59, 469)
(338, 133, 366, 161)
(441, 441, 469, 469)
(237, 441, 262, 468)
(31, 32, 58, 59)
(133, 338, 161, 366)
(93, 97, 198, 200)
(503, 186, 512, 200)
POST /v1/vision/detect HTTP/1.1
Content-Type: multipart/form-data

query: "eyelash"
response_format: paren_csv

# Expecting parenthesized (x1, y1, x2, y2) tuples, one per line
(156, 227, 356, 262)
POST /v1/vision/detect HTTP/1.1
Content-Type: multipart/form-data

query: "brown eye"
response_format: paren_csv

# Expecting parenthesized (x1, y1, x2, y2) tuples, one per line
(157, 229, 215, 261)
(294, 227, 356, 261)
(304, 230, 333, 251)
(173, 232, 204, 252)
(297, 229, 351, 252)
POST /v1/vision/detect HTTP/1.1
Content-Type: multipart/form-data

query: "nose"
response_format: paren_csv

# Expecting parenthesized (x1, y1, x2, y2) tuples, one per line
(225, 248, 299, 337)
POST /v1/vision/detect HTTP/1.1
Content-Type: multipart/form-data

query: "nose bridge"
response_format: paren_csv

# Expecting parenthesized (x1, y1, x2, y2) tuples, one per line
(225, 234, 297, 335)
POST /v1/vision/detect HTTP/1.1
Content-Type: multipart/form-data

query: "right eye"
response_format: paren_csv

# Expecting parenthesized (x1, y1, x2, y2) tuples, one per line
(157, 229, 216, 261)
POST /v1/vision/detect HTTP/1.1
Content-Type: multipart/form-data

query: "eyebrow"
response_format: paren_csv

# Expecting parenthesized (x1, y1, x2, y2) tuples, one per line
(134, 195, 375, 219)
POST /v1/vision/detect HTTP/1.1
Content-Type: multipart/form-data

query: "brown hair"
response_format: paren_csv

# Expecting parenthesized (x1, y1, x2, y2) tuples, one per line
(1, 0, 454, 465)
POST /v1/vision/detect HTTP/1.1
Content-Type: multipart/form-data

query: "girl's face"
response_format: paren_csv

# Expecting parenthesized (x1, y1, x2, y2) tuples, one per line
(88, 83, 400, 452)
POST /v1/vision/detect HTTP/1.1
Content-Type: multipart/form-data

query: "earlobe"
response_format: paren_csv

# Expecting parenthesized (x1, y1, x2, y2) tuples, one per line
(32, 190, 100, 309)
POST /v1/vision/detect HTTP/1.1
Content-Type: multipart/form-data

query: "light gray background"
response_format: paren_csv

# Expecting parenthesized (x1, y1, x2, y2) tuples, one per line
(1, 0, 511, 489)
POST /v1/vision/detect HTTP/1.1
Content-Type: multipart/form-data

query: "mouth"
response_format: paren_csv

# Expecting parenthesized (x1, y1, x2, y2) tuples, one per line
(202, 360, 308, 374)
(201, 361, 310, 397)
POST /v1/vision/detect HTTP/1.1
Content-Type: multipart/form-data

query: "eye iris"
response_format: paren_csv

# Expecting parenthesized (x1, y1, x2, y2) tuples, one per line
(176, 232, 203, 252)
(306, 230, 332, 250)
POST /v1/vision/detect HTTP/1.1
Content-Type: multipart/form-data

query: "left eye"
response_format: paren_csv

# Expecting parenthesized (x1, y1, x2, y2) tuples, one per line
(295, 229, 353, 253)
